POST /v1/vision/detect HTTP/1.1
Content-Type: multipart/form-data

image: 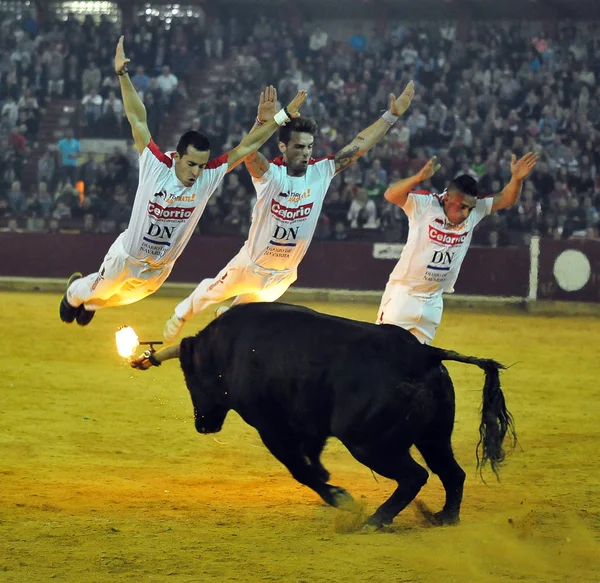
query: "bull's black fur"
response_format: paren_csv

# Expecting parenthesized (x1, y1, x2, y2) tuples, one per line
(179, 302, 517, 527)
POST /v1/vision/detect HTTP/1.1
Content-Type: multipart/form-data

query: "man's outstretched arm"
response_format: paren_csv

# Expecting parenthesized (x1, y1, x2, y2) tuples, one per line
(115, 36, 151, 154)
(226, 86, 306, 172)
(491, 152, 538, 211)
(243, 120, 270, 180)
(384, 156, 441, 207)
(333, 81, 415, 175)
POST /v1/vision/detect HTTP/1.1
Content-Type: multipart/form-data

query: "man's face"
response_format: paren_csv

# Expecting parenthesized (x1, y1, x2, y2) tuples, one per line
(443, 190, 476, 225)
(279, 131, 314, 175)
(174, 146, 210, 187)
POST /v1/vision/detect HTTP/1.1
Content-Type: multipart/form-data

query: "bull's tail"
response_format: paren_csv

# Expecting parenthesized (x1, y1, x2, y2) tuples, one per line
(430, 348, 517, 479)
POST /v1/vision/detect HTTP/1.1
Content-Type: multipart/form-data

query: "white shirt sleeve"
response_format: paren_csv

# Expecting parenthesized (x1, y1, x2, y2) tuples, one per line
(313, 157, 336, 183)
(139, 140, 173, 182)
(472, 196, 494, 226)
(199, 153, 229, 194)
(252, 163, 286, 200)
(402, 191, 433, 220)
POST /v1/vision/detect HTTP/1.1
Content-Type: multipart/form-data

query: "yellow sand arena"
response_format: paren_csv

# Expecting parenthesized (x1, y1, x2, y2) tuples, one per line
(1, 292, 599, 582)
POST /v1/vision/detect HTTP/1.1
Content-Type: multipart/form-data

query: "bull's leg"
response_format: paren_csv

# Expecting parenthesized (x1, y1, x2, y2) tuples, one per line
(413, 364, 465, 525)
(414, 437, 465, 525)
(347, 445, 429, 528)
(302, 436, 330, 482)
(257, 425, 352, 508)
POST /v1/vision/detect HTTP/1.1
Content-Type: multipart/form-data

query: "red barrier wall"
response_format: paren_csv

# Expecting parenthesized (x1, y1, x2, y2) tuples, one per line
(0, 233, 530, 297)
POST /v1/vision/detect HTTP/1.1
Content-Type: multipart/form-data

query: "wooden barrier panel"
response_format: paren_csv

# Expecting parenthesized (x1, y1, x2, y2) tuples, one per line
(0, 233, 531, 297)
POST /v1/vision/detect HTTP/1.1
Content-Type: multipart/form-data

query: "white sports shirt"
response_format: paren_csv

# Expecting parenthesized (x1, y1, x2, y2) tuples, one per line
(243, 156, 336, 270)
(120, 140, 228, 266)
(387, 190, 493, 296)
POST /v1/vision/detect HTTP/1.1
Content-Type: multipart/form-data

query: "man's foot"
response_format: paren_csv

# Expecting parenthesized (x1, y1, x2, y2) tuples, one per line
(59, 272, 82, 323)
(163, 314, 185, 343)
(215, 306, 229, 318)
(75, 305, 95, 326)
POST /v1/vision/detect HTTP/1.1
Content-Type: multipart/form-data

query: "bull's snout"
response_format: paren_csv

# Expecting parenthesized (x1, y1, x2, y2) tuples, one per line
(194, 409, 224, 434)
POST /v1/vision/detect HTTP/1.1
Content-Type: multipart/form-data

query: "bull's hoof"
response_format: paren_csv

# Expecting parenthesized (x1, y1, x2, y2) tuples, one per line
(434, 511, 460, 526)
(361, 523, 381, 534)
(414, 500, 460, 526)
(324, 486, 354, 509)
(364, 513, 391, 530)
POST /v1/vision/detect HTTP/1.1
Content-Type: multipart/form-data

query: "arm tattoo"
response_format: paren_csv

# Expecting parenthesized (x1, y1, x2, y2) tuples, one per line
(334, 145, 360, 173)
(244, 152, 269, 178)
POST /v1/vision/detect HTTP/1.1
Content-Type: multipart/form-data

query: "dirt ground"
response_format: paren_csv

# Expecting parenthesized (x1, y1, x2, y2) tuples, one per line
(1, 291, 599, 583)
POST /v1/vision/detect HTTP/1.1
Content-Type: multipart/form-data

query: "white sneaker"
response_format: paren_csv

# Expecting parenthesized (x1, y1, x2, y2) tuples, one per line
(215, 306, 230, 318)
(163, 313, 185, 343)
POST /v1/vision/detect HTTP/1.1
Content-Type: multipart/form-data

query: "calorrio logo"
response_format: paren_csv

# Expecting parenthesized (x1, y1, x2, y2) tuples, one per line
(428, 226, 469, 246)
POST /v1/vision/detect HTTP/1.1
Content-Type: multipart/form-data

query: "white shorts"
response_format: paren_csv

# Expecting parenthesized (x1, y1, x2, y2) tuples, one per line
(67, 236, 173, 311)
(376, 283, 443, 345)
(175, 249, 297, 320)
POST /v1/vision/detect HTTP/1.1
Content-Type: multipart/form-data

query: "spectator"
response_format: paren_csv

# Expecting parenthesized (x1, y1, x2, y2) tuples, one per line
(348, 188, 378, 229)
(1, 95, 19, 126)
(156, 65, 178, 107)
(82, 61, 102, 96)
(57, 129, 81, 184)
(131, 65, 150, 96)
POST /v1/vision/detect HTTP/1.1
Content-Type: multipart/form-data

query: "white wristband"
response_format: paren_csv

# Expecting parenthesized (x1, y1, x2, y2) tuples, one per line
(382, 110, 399, 126)
(274, 108, 290, 126)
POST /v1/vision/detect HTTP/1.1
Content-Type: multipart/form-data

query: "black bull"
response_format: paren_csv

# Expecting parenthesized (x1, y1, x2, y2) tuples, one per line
(177, 302, 516, 528)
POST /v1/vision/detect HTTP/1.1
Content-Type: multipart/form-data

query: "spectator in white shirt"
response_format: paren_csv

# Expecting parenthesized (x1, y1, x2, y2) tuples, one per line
(348, 188, 379, 229)
(156, 65, 179, 106)
(309, 26, 328, 53)
(1, 95, 19, 126)
(82, 88, 103, 131)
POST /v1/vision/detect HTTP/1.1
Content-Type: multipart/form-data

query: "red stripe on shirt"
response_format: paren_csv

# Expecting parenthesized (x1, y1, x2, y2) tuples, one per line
(206, 153, 228, 169)
(308, 155, 335, 164)
(411, 190, 431, 195)
(147, 140, 173, 168)
(270, 156, 335, 166)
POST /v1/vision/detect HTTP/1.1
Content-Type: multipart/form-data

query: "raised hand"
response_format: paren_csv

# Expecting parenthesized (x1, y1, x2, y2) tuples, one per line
(510, 152, 538, 180)
(418, 156, 442, 181)
(390, 81, 415, 117)
(257, 85, 278, 122)
(115, 36, 130, 75)
(285, 90, 307, 118)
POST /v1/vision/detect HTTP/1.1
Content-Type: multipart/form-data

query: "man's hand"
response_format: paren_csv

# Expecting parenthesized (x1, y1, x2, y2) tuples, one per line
(285, 89, 307, 119)
(256, 87, 306, 123)
(510, 152, 538, 180)
(256, 85, 278, 122)
(418, 156, 442, 182)
(130, 349, 159, 371)
(115, 36, 130, 75)
(389, 81, 415, 117)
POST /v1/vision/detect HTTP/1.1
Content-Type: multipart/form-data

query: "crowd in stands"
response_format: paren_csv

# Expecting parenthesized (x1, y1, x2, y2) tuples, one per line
(0, 8, 599, 246)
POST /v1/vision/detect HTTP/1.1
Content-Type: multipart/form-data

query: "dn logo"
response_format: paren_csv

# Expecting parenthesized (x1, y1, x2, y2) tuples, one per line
(143, 223, 177, 247)
(273, 226, 298, 241)
(431, 251, 453, 265)
(427, 250, 454, 272)
(147, 224, 176, 239)
(269, 225, 298, 247)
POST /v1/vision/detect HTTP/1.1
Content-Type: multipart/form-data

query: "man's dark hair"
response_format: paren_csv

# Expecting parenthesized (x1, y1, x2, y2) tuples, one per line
(279, 117, 318, 145)
(176, 130, 211, 156)
(448, 174, 479, 198)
